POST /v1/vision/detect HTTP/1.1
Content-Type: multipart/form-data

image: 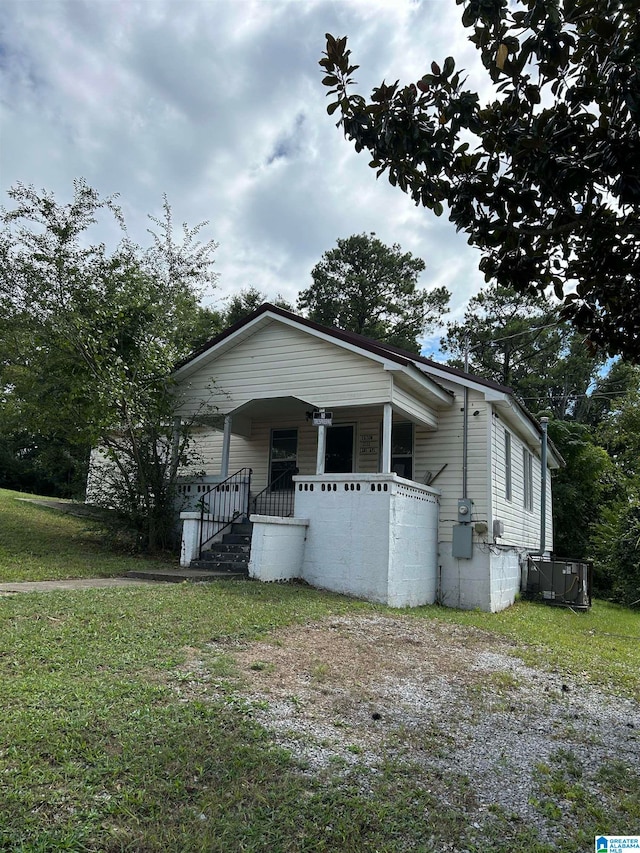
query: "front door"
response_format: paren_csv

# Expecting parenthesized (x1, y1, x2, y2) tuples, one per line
(325, 425, 354, 473)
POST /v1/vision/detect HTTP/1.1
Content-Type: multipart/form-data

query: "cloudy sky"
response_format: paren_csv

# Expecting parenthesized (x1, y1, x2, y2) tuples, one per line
(1, 0, 488, 354)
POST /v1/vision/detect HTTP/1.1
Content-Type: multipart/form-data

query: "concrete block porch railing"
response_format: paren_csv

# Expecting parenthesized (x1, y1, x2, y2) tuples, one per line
(249, 473, 440, 608)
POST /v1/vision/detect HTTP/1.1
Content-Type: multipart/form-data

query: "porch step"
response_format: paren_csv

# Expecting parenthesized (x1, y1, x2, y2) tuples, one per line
(231, 521, 253, 539)
(209, 542, 251, 554)
(189, 559, 248, 573)
(220, 533, 252, 545)
(189, 521, 253, 576)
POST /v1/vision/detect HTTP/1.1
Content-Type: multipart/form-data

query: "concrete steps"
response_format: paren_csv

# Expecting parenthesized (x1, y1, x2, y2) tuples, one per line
(191, 521, 252, 575)
(126, 521, 253, 584)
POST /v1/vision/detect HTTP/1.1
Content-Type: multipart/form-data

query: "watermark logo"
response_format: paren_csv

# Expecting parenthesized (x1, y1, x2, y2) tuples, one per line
(595, 837, 640, 852)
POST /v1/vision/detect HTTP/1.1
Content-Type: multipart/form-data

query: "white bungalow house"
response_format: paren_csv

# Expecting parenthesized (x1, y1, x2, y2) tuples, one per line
(173, 303, 562, 612)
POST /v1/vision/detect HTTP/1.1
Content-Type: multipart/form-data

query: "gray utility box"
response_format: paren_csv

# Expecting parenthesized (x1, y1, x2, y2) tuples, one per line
(525, 557, 592, 610)
(452, 523, 473, 559)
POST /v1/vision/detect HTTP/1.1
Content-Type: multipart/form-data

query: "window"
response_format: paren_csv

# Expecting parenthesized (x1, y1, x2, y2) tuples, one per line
(523, 448, 533, 511)
(378, 421, 414, 479)
(269, 429, 298, 490)
(505, 431, 512, 501)
(392, 422, 414, 480)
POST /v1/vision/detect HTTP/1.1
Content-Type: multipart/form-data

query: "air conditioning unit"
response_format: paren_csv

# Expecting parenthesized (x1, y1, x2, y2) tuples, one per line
(525, 556, 592, 610)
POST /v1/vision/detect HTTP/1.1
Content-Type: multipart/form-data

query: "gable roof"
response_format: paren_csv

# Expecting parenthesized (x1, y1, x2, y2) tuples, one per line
(176, 302, 511, 391)
(174, 302, 454, 406)
(174, 302, 562, 464)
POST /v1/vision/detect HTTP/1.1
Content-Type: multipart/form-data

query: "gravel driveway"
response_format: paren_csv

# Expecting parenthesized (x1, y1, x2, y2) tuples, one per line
(184, 612, 639, 846)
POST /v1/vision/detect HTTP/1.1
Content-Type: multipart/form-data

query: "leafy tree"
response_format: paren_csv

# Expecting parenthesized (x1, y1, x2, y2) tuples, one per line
(587, 377, 639, 604)
(546, 419, 617, 561)
(441, 283, 603, 418)
(576, 361, 640, 427)
(0, 180, 218, 549)
(590, 496, 640, 606)
(224, 286, 293, 326)
(298, 233, 449, 353)
(321, 1, 640, 360)
(597, 379, 640, 482)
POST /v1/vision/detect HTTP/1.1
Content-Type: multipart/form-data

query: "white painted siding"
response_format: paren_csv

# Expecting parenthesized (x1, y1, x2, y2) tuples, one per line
(391, 380, 438, 428)
(413, 384, 488, 541)
(490, 412, 553, 551)
(177, 320, 392, 418)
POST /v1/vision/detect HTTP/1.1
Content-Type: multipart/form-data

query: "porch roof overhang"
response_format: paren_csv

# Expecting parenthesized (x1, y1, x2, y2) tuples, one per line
(385, 364, 454, 430)
(194, 395, 317, 438)
(193, 388, 442, 436)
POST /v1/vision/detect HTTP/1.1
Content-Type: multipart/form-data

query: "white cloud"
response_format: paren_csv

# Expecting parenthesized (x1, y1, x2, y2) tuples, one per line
(1, 0, 489, 348)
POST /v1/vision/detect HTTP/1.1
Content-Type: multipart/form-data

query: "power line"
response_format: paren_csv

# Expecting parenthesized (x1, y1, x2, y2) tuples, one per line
(467, 321, 563, 349)
(516, 391, 633, 401)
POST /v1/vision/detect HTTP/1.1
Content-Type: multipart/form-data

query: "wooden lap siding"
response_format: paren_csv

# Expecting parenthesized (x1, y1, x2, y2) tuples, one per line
(414, 386, 488, 541)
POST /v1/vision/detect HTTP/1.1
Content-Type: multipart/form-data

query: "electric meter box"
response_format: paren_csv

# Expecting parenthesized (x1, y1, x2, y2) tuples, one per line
(457, 498, 473, 523)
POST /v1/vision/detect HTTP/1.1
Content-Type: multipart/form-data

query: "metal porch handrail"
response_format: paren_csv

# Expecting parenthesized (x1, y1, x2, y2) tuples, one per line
(198, 467, 252, 557)
(250, 467, 297, 518)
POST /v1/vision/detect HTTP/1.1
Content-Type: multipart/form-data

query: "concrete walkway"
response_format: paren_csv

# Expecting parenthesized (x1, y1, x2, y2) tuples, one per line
(16, 497, 116, 520)
(0, 577, 153, 595)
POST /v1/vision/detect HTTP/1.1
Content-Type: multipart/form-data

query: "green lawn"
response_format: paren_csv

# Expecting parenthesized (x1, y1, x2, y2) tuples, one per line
(0, 488, 638, 851)
(418, 597, 640, 700)
(0, 488, 179, 581)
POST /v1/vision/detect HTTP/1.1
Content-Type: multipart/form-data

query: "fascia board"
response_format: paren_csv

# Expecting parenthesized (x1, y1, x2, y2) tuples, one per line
(385, 364, 453, 406)
(419, 363, 504, 395)
(492, 394, 563, 468)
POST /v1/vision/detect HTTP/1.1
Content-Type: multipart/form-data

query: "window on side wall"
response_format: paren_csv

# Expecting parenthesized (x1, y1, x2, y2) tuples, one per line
(523, 448, 533, 511)
(505, 431, 512, 501)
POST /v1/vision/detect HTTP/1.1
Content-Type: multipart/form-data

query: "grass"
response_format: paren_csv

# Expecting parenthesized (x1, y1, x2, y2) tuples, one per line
(0, 487, 638, 851)
(413, 597, 640, 701)
(530, 751, 640, 851)
(0, 488, 179, 581)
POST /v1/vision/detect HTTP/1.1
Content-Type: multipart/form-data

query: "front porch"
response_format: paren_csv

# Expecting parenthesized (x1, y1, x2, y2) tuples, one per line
(177, 397, 440, 569)
(252, 473, 440, 607)
(176, 371, 450, 604)
(182, 393, 443, 500)
(178, 471, 440, 607)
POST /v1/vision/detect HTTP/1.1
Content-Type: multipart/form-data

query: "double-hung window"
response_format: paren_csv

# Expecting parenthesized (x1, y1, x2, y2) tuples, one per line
(523, 449, 533, 511)
(391, 422, 414, 480)
(504, 431, 512, 501)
